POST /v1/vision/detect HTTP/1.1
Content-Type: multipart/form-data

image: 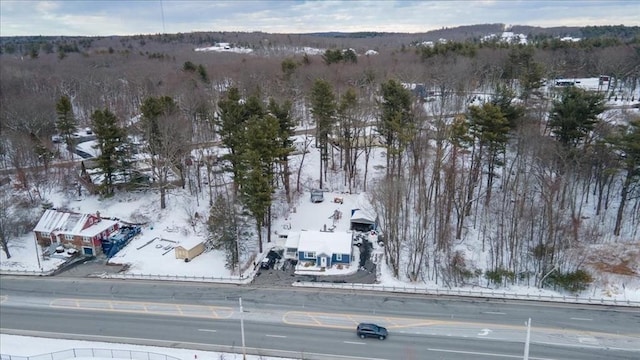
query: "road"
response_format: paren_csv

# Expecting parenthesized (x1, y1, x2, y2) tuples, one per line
(1, 277, 639, 359)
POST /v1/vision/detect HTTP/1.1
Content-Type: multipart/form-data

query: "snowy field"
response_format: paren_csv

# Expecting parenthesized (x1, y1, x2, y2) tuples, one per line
(0, 334, 292, 360)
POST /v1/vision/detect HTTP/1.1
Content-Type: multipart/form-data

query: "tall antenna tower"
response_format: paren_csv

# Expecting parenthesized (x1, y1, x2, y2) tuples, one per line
(160, 0, 166, 33)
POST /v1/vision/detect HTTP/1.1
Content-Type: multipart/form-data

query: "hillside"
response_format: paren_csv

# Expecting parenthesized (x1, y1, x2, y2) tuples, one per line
(1, 24, 639, 301)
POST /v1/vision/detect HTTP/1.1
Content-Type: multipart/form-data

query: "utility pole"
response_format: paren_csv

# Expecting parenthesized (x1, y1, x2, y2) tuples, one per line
(523, 318, 531, 360)
(239, 297, 246, 360)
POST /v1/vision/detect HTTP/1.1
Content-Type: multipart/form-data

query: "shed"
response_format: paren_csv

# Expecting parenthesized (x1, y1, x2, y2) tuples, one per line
(175, 240, 205, 261)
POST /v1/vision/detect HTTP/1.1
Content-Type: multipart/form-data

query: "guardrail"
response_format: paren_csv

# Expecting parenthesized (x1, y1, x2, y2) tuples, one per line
(0, 269, 54, 276)
(292, 281, 640, 307)
(100, 272, 253, 285)
(0, 348, 182, 360)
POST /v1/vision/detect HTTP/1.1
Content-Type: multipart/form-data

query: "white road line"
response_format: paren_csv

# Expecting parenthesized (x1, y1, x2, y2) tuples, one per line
(343, 341, 366, 345)
(428, 348, 555, 359)
(570, 317, 593, 321)
(197, 329, 217, 332)
(265, 334, 287, 338)
(482, 311, 506, 315)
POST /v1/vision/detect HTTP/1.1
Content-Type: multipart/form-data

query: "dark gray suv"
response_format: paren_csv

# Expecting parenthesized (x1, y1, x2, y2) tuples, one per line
(356, 323, 388, 340)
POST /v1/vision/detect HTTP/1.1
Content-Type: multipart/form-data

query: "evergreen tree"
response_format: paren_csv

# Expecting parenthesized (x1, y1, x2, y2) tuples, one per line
(467, 103, 510, 204)
(310, 79, 336, 188)
(207, 194, 243, 273)
(268, 98, 296, 204)
(491, 85, 525, 129)
(377, 79, 415, 177)
(241, 110, 280, 253)
(548, 87, 605, 148)
(91, 108, 125, 195)
(216, 87, 248, 194)
(55, 95, 77, 158)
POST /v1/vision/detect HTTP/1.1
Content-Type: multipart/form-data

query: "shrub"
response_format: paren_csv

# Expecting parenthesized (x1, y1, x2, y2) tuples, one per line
(546, 269, 594, 293)
(485, 268, 516, 286)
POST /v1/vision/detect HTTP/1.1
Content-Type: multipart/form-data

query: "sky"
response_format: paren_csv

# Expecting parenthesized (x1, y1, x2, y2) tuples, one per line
(0, 0, 639, 37)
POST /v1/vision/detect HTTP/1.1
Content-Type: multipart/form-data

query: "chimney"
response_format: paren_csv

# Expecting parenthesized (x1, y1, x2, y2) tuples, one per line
(96, 211, 101, 221)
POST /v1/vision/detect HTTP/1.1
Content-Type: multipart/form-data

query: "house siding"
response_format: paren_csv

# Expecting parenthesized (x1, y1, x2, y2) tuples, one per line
(332, 253, 350, 264)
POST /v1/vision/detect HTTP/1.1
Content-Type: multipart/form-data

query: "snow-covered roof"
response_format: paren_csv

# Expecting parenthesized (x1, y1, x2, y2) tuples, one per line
(284, 231, 301, 249)
(350, 208, 376, 224)
(33, 210, 117, 237)
(297, 230, 352, 256)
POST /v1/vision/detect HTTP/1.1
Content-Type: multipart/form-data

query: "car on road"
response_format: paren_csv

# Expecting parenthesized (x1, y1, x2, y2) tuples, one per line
(356, 323, 388, 340)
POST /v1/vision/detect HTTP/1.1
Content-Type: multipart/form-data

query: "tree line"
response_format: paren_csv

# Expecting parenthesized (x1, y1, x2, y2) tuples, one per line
(0, 32, 638, 293)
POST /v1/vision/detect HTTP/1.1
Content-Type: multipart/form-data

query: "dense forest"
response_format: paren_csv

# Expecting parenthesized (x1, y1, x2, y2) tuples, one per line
(1, 24, 639, 293)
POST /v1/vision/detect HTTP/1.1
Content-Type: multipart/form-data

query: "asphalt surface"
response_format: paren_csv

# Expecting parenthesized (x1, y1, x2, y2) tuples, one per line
(1, 277, 639, 360)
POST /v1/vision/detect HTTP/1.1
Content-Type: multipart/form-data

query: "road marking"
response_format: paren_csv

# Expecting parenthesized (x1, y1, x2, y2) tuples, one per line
(428, 348, 554, 359)
(265, 334, 287, 338)
(343, 341, 366, 345)
(49, 298, 234, 319)
(477, 329, 492, 336)
(482, 311, 506, 315)
(197, 329, 217, 333)
(570, 317, 592, 321)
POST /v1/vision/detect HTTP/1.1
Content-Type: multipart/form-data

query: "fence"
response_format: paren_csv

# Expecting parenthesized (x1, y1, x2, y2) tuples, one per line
(101, 272, 253, 285)
(0, 269, 54, 276)
(0, 348, 182, 360)
(292, 281, 640, 307)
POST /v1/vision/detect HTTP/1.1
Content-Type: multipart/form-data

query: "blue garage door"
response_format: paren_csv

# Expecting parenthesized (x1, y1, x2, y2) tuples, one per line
(83, 247, 93, 256)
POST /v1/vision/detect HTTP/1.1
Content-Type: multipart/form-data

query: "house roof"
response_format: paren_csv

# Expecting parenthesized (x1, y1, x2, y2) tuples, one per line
(297, 230, 352, 255)
(284, 231, 301, 249)
(350, 209, 376, 224)
(34, 209, 117, 237)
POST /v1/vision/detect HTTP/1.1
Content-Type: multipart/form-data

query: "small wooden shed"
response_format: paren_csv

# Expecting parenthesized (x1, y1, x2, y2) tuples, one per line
(175, 240, 205, 262)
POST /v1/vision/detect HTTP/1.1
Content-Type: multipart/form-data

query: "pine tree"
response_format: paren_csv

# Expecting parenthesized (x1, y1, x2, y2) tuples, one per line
(240, 107, 280, 253)
(377, 79, 415, 177)
(310, 78, 336, 188)
(548, 87, 605, 148)
(268, 98, 296, 204)
(207, 194, 242, 273)
(216, 87, 248, 194)
(467, 102, 510, 204)
(91, 108, 125, 195)
(55, 95, 77, 158)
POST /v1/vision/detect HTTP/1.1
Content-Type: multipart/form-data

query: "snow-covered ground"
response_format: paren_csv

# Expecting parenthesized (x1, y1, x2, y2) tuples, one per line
(2, 84, 639, 357)
(0, 334, 290, 360)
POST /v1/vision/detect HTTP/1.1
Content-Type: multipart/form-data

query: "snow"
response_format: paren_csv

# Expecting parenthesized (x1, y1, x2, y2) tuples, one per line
(0, 334, 291, 360)
(296, 230, 352, 258)
(194, 43, 253, 54)
(2, 79, 640, 356)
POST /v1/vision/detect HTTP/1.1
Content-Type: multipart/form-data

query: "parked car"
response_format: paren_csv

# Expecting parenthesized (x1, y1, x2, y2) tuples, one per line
(356, 323, 388, 340)
(260, 257, 275, 269)
(261, 248, 283, 269)
(310, 189, 324, 203)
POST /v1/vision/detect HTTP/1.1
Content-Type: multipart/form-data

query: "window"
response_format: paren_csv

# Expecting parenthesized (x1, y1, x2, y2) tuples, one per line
(336, 253, 342, 261)
(64, 234, 74, 241)
(40, 232, 49, 238)
(305, 251, 316, 259)
(82, 236, 91, 244)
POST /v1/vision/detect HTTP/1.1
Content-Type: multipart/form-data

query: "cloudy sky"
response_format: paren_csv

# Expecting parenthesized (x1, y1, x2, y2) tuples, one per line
(1, 0, 638, 37)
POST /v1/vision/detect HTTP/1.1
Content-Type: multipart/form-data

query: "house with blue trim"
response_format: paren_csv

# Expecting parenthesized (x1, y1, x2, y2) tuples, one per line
(296, 230, 352, 269)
